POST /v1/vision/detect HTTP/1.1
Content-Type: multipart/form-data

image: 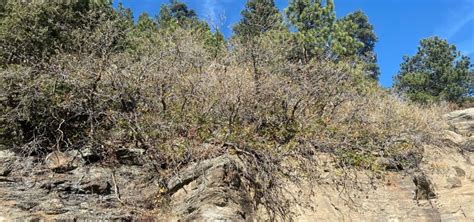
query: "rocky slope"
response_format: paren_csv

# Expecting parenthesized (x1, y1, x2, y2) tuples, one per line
(290, 108, 474, 221)
(0, 108, 473, 221)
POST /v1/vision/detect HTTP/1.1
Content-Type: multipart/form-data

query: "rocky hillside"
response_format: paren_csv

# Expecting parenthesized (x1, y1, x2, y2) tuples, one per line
(1, 1, 473, 221)
(0, 108, 473, 221)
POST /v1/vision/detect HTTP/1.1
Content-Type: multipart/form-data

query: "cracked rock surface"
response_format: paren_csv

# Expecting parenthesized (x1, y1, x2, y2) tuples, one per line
(1, 108, 473, 221)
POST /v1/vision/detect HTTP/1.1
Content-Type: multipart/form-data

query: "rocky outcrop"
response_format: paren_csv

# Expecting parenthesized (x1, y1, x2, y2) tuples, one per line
(44, 151, 81, 173)
(285, 108, 474, 221)
(1, 108, 473, 221)
(444, 107, 474, 152)
(0, 150, 15, 177)
(283, 144, 473, 221)
(167, 156, 254, 221)
(444, 108, 474, 137)
(0, 149, 159, 221)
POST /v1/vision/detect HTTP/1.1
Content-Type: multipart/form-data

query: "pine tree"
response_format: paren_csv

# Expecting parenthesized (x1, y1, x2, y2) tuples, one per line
(286, 0, 340, 62)
(287, 0, 381, 65)
(72, 0, 112, 12)
(338, 11, 380, 79)
(0, 1, 125, 66)
(137, 13, 157, 32)
(233, 0, 283, 39)
(233, 0, 285, 96)
(0, 1, 6, 18)
(286, 0, 335, 31)
(157, 0, 201, 29)
(394, 37, 473, 104)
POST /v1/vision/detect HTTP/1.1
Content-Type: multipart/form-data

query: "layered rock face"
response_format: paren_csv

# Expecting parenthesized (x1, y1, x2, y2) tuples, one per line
(289, 108, 474, 221)
(290, 108, 474, 221)
(0, 149, 159, 221)
(0, 108, 473, 221)
(444, 108, 474, 151)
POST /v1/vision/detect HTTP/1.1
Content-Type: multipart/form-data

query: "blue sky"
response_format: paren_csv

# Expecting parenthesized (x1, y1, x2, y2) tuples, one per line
(113, 0, 474, 87)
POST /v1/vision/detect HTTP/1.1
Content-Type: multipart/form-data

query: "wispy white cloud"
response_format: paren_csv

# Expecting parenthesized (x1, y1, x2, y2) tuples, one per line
(434, 0, 474, 38)
(442, 11, 474, 39)
(204, 0, 216, 24)
(456, 37, 474, 56)
(434, 1, 474, 57)
(203, 0, 227, 30)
